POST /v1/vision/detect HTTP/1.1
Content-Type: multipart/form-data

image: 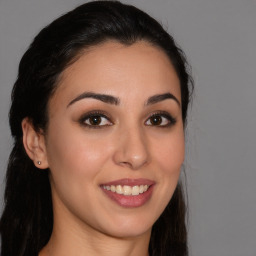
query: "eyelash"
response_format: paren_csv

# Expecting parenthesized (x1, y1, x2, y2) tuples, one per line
(79, 110, 176, 129)
(79, 111, 113, 129)
(145, 111, 177, 128)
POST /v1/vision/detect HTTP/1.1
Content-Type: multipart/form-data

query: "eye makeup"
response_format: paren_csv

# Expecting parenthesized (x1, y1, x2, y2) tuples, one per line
(145, 111, 177, 128)
(78, 110, 113, 129)
(77, 109, 176, 130)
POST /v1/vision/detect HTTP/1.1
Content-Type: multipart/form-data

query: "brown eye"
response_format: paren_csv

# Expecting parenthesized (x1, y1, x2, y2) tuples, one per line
(88, 116, 102, 125)
(149, 115, 163, 126)
(145, 112, 176, 127)
(82, 113, 112, 127)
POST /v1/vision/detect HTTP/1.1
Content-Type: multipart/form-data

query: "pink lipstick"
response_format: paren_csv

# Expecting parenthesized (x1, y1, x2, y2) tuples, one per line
(100, 178, 155, 208)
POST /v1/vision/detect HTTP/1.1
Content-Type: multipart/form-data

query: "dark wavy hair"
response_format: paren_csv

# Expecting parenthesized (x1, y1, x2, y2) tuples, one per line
(0, 1, 193, 255)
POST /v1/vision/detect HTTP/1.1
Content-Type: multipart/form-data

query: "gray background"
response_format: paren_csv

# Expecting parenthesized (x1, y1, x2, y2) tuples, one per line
(0, 0, 256, 255)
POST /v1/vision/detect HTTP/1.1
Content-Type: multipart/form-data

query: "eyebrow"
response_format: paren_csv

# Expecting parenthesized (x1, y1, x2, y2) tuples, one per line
(67, 92, 120, 107)
(67, 91, 180, 108)
(145, 93, 180, 106)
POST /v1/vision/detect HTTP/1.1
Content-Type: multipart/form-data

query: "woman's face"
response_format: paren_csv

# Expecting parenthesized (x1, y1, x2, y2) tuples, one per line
(44, 41, 184, 238)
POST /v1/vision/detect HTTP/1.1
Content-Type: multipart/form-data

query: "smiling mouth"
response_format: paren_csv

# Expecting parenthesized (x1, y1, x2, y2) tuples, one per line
(102, 184, 149, 196)
(100, 178, 154, 207)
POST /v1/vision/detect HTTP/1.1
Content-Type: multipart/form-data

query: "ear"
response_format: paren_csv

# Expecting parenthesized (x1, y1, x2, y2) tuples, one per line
(22, 118, 49, 169)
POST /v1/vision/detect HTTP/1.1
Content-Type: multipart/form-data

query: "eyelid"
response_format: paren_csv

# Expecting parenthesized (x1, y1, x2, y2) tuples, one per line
(78, 110, 113, 128)
(145, 111, 177, 127)
(78, 110, 176, 129)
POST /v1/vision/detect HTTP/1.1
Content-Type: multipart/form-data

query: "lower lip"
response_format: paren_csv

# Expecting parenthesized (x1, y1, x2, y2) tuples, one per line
(101, 185, 154, 208)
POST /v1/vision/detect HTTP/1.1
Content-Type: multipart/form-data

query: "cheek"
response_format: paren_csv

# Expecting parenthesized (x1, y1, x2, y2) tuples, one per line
(154, 129, 185, 176)
(46, 122, 112, 176)
(45, 128, 115, 212)
(147, 128, 184, 220)
(45, 124, 114, 211)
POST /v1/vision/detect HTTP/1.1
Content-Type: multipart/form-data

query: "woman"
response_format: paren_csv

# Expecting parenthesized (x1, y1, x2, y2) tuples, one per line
(0, 1, 193, 256)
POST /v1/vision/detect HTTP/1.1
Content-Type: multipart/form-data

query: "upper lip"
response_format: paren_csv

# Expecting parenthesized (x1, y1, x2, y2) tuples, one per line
(101, 178, 155, 187)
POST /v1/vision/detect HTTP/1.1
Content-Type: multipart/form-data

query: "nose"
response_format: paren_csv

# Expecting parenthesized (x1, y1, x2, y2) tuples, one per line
(113, 126, 150, 170)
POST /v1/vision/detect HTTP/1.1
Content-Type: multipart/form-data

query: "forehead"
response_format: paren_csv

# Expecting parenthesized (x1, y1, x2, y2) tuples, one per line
(50, 40, 181, 109)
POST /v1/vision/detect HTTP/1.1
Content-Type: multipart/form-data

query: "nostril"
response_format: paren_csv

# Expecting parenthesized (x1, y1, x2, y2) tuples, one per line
(112, 130, 150, 170)
(119, 161, 133, 168)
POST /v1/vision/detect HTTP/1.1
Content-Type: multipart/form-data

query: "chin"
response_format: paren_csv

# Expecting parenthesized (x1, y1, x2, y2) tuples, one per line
(99, 215, 154, 239)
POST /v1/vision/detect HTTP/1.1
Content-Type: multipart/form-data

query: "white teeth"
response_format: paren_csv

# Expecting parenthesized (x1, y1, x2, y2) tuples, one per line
(123, 185, 132, 195)
(132, 185, 140, 195)
(139, 185, 144, 194)
(116, 185, 123, 194)
(103, 184, 149, 196)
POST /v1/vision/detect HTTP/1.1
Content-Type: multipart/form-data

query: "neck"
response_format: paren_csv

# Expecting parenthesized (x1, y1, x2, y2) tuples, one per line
(40, 225, 151, 256)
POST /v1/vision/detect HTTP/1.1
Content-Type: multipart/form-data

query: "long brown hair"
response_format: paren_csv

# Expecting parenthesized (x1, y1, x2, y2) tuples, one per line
(0, 1, 193, 255)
